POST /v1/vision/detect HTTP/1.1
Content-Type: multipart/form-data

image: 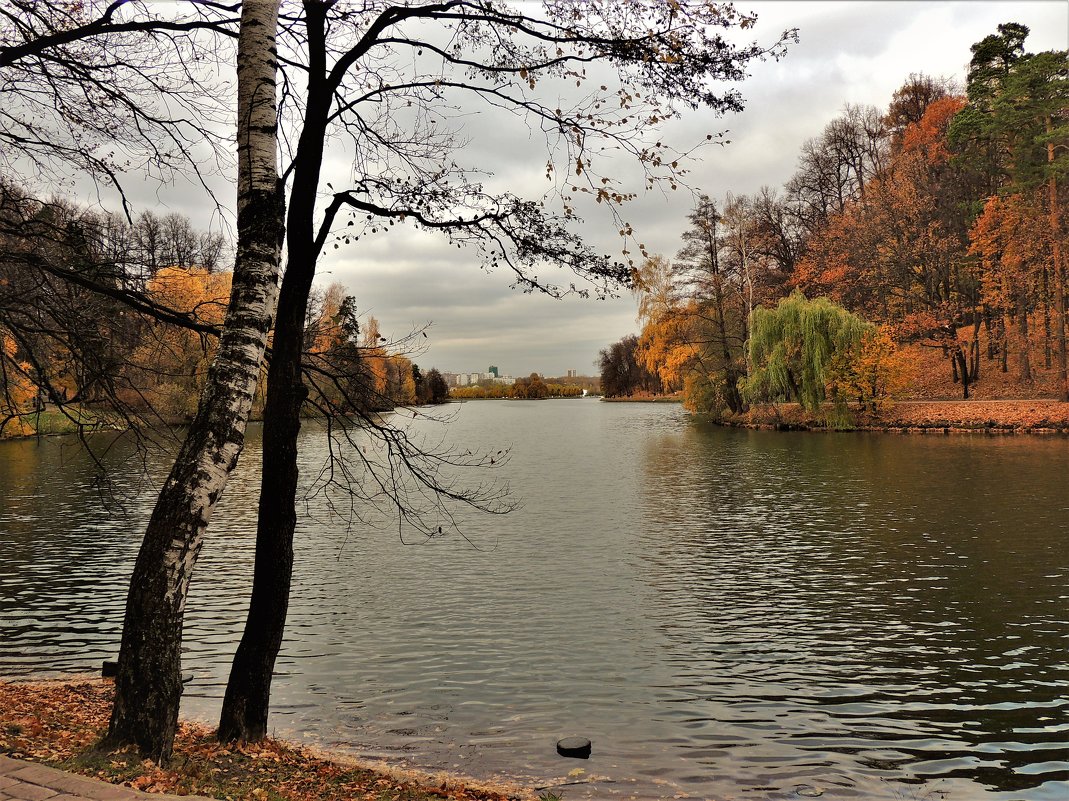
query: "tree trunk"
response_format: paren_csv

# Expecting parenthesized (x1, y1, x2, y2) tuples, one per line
(970, 313, 981, 382)
(1048, 117, 1067, 402)
(1042, 265, 1052, 368)
(1017, 299, 1032, 382)
(955, 346, 970, 400)
(984, 308, 995, 360)
(106, 0, 282, 762)
(1000, 313, 1010, 373)
(218, 0, 329, 744)
(215, 281, 303, 742)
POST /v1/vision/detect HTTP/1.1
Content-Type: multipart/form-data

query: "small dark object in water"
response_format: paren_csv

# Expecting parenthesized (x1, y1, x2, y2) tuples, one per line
(556, 737, 591, 759)
(182, 672, 194, 684)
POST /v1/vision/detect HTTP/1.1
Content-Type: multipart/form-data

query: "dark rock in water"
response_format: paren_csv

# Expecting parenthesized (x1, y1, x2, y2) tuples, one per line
(556, 737, 591, 759)
(182, 672, 194, 684)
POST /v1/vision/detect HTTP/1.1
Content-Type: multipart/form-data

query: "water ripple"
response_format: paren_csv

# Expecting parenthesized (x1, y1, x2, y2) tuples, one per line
(1, 403, 1067, 799)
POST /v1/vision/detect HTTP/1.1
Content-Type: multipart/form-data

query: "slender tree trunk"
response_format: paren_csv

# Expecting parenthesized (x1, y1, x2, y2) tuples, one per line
(984, 308, 995, 360)
(1042, 265, 1052, 368)
(218, 1, 329, 743)
(1048, 117, 1067, 402)
(955, 346, 970, 400)
(996, 314, 1004, 374)
(1017, 299, 1032, 382)
(107, 0, 283, 762)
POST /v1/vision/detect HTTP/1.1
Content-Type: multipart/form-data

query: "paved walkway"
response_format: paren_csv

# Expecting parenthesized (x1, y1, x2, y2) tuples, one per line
(0, 756, 214, 801)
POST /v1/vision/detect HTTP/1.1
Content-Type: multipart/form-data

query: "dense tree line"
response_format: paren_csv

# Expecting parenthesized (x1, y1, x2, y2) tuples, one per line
(0, 187, 420, 437)
(603, 22, 1068, 412)
(0, 185, 228, 436)
(450, 374, 585, 399)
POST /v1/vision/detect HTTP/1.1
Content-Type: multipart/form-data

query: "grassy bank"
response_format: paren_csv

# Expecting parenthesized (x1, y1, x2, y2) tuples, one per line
(722, 399, 1069, 433)
(0, 679, 526, 801)
(0, 406, 117, 440)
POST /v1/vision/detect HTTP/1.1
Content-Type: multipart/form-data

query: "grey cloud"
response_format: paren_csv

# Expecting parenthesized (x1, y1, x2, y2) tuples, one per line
(61, 2, 1068, 378)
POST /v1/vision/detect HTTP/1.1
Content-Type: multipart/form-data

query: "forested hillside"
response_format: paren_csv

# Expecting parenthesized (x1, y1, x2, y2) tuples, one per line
(599, 23, 1069, 418)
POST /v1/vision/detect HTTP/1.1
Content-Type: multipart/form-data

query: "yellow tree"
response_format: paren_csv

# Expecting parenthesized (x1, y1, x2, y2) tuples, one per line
(968, 193, 1049, 382)
(128, 265, 231, 418)
(826, 325, 914, 413)
(634, 255, 694, 392)
(0, 330, 37, 436)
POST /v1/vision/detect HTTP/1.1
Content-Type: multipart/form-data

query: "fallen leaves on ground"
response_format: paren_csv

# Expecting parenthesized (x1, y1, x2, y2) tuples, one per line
(0, 679, 523, 801)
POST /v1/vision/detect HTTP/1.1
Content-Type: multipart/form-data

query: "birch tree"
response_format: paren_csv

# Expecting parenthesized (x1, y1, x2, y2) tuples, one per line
(105, 0, 284, 760)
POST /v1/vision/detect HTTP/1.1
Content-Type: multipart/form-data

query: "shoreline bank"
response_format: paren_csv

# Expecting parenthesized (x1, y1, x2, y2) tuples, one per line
(720, 399, 1069, 434)
(598, 394, 683, 403)
(0, 678, 532, 801)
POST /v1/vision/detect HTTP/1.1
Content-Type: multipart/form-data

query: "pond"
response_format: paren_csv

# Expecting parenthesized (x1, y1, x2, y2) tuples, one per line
(1, 400, 1067, 800)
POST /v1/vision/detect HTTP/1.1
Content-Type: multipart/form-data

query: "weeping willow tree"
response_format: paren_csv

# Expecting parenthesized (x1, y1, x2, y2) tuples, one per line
(745, 292, 872, 417)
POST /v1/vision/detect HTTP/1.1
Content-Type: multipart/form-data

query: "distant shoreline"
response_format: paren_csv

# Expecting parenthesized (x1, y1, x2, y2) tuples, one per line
(720, 399, 1069, 434)
(599, 394, 683, 404)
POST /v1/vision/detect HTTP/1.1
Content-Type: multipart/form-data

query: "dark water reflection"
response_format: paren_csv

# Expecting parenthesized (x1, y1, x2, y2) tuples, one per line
(1, 401, 1067, 800)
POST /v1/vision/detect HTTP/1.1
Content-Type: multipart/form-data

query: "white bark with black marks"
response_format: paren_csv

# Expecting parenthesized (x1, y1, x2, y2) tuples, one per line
(107, 0, 283, 762)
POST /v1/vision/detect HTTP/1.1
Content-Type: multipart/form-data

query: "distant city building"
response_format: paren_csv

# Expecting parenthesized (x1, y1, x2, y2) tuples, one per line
(566, 369, 577, 378)
(446, 366, 516, 387)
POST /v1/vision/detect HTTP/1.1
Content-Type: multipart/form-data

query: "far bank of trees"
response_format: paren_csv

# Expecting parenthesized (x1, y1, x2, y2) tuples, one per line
(601, 22, 1068, 415)
(450, 373, 586, 399)
(0, 186, 437, 438)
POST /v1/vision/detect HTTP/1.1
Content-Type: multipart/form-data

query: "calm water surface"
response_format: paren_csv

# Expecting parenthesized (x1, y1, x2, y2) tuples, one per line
(1, 401, 1067, 800)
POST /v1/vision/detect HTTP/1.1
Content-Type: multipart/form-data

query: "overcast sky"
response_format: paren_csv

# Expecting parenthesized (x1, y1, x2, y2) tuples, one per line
(107, 1, 1069, 378)
(328, 1, 1069, 377)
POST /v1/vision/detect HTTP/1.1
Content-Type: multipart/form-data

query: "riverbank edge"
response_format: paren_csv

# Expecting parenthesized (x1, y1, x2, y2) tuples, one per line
(599, 394, 683, 403)
(718, 399, 1069, 434)
(0, 677, 534, 801)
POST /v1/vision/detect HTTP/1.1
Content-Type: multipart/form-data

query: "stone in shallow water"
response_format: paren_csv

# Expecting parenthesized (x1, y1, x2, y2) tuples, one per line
(556, 737, 591, 759)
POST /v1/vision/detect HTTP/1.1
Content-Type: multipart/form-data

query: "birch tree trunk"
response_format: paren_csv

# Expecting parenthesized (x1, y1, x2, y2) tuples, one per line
(106, 0, 283, 762)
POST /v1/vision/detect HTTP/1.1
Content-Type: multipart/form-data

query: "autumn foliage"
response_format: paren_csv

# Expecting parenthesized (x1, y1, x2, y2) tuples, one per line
(609, 24, 1067, 415)
(0, 215, 424, 438)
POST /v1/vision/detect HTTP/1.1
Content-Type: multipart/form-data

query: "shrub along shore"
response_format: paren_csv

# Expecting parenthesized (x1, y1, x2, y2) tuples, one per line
(722, 399, 1069, 433)
(0, 678, 533, 801)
